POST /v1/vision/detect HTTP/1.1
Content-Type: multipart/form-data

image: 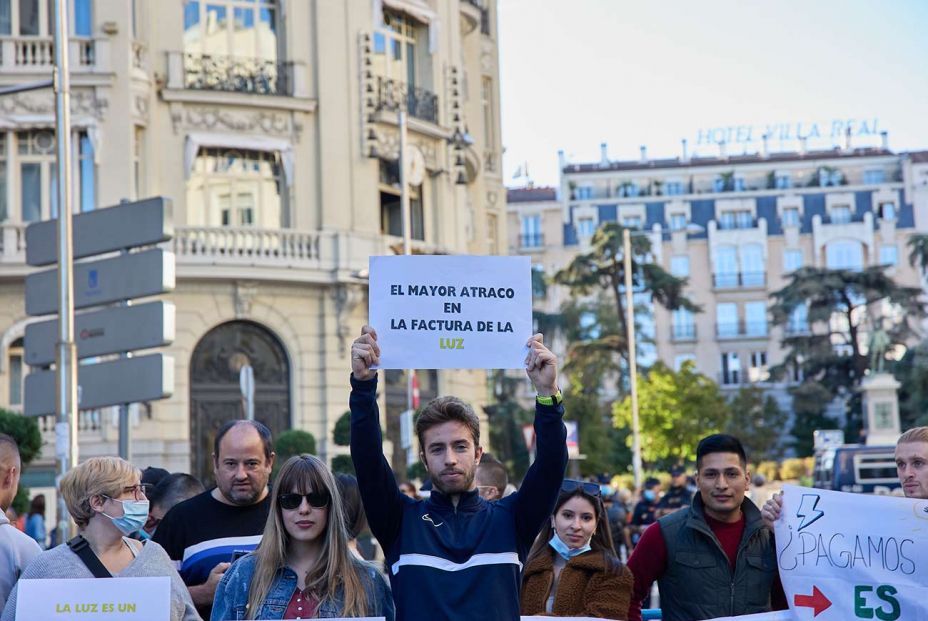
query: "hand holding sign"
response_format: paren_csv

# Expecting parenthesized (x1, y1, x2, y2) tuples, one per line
(524, 333, 558, 395)
(351, 325, 380, 381)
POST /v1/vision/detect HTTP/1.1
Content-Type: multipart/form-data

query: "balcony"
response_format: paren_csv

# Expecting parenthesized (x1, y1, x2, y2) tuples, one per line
(712, 271, 767, 289)
(717, 215, 757, 230)
(671, 324, 697, 342)
(716, 321, 768, 339)
(375, 77, 439, 125)
(0, 223, 27, 264)
(519, 233, 544, 249)
(0, 36, 99, 73)
(173, 226, 322, 269)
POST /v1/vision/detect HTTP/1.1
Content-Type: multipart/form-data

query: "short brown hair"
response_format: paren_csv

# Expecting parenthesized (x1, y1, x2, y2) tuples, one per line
(60, 457, 140, 528)
(415, 396, 481, 449)
(898, 426, 928, 445)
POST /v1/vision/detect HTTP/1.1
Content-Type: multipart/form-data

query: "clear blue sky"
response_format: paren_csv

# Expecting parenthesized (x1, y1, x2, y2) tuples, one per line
(498, 0, 928, 187)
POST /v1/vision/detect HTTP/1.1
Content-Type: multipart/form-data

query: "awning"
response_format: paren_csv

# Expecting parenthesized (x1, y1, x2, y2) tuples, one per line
(374, 0, 440, 53)
(184, 132, 295, 186)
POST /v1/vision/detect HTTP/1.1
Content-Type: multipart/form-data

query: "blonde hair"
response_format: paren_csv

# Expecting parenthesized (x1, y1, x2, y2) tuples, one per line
(898, 426, 928, 445)
(245, 455, 371, 619)
(59, 457, 140, 528)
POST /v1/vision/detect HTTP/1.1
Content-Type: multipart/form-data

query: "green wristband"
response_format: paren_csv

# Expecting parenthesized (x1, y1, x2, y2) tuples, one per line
(536, 390, 562, 406)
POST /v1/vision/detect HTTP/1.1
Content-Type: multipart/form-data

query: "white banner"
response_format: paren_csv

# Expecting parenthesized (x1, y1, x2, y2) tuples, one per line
(369, 255, 533, 369)
(705, 612, 795, 621)
(774, 484, 928, 620)
(16, 577, 170, 621)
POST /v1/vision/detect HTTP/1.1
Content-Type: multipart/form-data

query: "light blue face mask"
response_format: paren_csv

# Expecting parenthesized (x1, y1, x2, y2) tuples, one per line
(548, 532, 592, 561)
(102, 498, 150, 536)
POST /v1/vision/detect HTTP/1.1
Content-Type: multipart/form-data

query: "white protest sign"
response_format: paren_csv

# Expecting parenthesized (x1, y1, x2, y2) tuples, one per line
(705, 612, 796, 621)
(774, 484, 928, 620)
(369, 255, 532, 369)
(255, 619, 384, 621)
(16, 577, 170, 621)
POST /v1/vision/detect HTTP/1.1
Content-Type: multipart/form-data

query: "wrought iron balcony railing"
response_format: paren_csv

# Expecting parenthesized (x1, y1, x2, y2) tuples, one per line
(183, 53, 290, 96)
(519, 233, 544, 248)
(712, 271, 766, 289)
(671, 324, 696, 341)
(376, 77, 439, 124)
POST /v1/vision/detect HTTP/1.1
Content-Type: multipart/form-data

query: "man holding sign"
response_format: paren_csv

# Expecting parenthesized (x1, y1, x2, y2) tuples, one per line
(349, 325, 567, 621)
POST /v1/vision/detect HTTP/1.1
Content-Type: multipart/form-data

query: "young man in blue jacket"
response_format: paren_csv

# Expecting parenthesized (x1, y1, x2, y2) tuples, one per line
(349, 325, 567, 621)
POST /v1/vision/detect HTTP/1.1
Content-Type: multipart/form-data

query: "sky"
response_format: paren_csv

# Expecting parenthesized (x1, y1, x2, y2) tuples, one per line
(497, 0, 928, 188)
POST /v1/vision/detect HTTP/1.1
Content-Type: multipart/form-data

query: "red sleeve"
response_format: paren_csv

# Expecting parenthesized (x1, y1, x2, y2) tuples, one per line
(626, 522, 667, 621)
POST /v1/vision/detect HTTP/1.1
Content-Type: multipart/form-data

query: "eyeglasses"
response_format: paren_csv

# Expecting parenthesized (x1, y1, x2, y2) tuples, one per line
(278, 491, 330, 510)
(561, 479, 601, 497)
(115, 485, 147, 501)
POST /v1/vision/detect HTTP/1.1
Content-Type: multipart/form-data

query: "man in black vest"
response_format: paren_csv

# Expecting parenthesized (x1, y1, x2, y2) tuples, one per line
(626, 434, 786, 621)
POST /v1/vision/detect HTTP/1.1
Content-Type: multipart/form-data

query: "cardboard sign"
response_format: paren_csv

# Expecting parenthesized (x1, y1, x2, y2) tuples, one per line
(16, 577, 170, 621)
(369, 255, 532, 369)
(774, 484, 928, 620)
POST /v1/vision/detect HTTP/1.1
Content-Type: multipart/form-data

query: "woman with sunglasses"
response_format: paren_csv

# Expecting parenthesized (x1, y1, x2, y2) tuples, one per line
(210, 455, 394, 620)
(1, 457, 197, 621)
(520, 480, 633, 619)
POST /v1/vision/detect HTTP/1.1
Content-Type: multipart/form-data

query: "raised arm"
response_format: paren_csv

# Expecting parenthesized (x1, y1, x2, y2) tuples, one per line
(349, 325, 405, 554)
(513, 334, 568, 554)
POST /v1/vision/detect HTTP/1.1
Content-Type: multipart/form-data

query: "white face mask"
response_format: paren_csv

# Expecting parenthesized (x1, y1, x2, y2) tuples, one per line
(102, 497, 150, 536)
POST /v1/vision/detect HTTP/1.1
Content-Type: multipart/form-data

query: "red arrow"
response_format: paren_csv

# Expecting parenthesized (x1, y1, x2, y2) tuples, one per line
(794, 586, 832, 617)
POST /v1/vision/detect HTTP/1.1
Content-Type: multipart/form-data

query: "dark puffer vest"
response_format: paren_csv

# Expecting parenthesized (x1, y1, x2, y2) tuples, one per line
(656, 495, 777, 621)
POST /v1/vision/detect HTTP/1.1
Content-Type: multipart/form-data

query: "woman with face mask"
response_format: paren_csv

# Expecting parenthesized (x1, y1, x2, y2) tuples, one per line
(210, 455, 394, 620)
(520, 480, 633, 619)
(0, 457, 198, 621)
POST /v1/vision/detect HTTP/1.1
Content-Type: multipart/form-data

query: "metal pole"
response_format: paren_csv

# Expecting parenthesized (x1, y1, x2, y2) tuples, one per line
(117, 250, 132, 460)
(53, 0, 78, 540)
(623, 228, 643, 490)
(399, 110, 414, 420)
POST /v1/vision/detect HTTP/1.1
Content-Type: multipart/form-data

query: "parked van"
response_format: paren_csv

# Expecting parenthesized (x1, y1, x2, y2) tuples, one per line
(812, 444, 902, 495)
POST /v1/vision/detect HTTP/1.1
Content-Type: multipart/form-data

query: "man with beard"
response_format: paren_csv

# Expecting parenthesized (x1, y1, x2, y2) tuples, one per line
(153, 420, 274, 619)
(349, 326, 567, 621)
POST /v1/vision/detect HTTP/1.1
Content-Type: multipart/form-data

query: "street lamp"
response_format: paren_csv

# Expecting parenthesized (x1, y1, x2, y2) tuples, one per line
(624, 223, 703, 490)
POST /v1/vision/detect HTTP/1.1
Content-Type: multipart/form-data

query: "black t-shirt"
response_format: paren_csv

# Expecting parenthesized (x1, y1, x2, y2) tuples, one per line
(153, 488, 270, 613)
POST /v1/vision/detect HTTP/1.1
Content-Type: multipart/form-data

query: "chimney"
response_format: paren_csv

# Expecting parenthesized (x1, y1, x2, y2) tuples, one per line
(881, 131, 889, 151)
(761, 133, 769, 158)
(719, 140, 727, 160)
(558, 149, 566, 170)
(681, 139, 689, 163)
(600, 142, 609, 166)
(798, 137, 807, 156)
(639, 145, 647, 163)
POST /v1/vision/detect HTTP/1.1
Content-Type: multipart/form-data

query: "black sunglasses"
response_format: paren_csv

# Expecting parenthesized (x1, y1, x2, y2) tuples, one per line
(278, 491, 330, 510)
(561, 479, 601, 497)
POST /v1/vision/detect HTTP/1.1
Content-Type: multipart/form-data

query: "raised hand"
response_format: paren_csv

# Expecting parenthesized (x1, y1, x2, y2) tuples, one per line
(351, 325, 380, 381)
(760, 491, 783, 530)
(524, 333, 558, 396)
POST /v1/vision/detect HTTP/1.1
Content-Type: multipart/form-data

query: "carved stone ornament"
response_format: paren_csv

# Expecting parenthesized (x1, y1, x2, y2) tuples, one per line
(172, 106, 302, 141)
(234, 281, 259, 318)
(0, 90, 108, 119)
(332, 284, 366, 357)
(369, 127, 438, 169)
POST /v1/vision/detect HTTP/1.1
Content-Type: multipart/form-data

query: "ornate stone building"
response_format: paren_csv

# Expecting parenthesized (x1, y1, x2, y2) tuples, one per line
(0, 0, 504, 492)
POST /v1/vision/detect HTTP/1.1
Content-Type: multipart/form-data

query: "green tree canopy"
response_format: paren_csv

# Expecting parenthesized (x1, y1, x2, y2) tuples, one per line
(907, 233, 928, 275)
(613, 361, 728, 467)
(484, 371, 534, 484)
(0, 409, 42, 465)
(787, 381, 838, 456)
(725, 386, 788, 462)
(332, 411, 352, 447)
(273, 429, 316, 477)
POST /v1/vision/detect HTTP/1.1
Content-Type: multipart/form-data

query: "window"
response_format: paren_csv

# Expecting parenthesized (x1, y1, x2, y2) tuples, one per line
(665, 181, 684, 196)
(787, 304, 809, 334)
(531, 264, 546, 298)
(825, 240, 863, 270)
(830, 205, 852, 224)
(8, 338, 23, 407)
(184, 0, 278, 61)
(674, 354, 695, 371)
(864, 169, 885, 185)
(186, 147, 287, 229)
(9, 129, 94, 222)
(672, 308, 695, 340)
(733, 176, 746, 191)
(378, 159, 423, 240)
(740, 244, 765, 286)
(520, 214, 542, 248)
(719, 210, 752, 230)
(721, 352, 741, 385)
(669, 213, 686, 231)
(670, 255, 690, 278)
(745, 301, 767, 337)
(748, 351, 769, 383)
(618, 182, 638, 198)
(481, 77, 495, 148)
(575, 186, 593, 200)
(621, 215, 642, 229)
(783, 249, 803, 272)
(879, 245, 898, 266)
(716, 303, 738, 337)
(577, 217, 596, 238)
(819, 168, 844, 187)
(879, 202, 896, 221)
(714, 246, 738, 287)
(775, 173, 792, 189)
(713, 176, 725, 193)
(782, 207, 800, 227)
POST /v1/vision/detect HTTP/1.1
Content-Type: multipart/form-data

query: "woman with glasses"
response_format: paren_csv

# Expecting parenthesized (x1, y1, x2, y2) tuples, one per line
(210, 455, 394, 620)
(520, 480, 633, 619)
(1, 457, 198, 621)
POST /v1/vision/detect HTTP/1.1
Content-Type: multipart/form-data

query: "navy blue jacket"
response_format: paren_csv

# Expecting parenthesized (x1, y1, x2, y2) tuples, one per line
(349, 375, 567, 621)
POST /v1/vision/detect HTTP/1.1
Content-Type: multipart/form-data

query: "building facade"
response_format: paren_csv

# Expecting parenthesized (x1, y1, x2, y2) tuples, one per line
(508, 142, 928, 421)
(0, 0, 505, 486)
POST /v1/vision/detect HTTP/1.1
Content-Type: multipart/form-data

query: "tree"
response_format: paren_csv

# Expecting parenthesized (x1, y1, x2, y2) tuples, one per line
(331, 454, 355, 475)
(273, 429, 316, 476)
(894, 340, 928, 430)
(332, 411, 352, 447)
(907, 233, 928, 276)
(770, 265, 926, 439)
(0, 409, 43, 515)
(564, 383, 626, 477)
(726, 386, 788, 462)
(787, 381, 837, 457)
(613, 362, 729, 468)
(484, 371, 534, 483)
(554, 223, 699, 391)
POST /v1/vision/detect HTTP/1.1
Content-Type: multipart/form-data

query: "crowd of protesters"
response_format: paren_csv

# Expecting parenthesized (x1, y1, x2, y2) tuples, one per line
(0, 325, 926, 621)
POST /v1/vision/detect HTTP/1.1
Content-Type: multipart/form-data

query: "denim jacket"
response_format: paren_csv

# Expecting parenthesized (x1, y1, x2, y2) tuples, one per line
(210, 552, 395, 621)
